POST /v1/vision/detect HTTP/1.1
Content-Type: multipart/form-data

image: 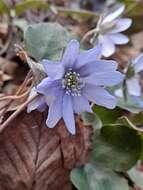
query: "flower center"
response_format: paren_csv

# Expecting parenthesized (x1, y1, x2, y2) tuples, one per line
(62, 69, 83, 96)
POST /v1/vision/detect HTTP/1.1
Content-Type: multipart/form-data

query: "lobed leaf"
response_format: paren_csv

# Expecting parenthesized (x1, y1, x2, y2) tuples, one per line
(91, 125, 141, 171)
(71, 163, 129, 190)
(24, 22, 73, 61)
(128, 164, 143, 189)
(93, 106, 122, 125)
(82, 112, 102, 131)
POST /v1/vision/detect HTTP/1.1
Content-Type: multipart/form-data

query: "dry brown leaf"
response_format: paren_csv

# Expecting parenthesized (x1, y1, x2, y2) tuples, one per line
(0, 23, 8, 40)
(111, 46, 139, 69)
(0, 110, 91, 190)
(0, 57, 17, 76)
(131, 31, 143, 51)
(134, 187, 143, 190)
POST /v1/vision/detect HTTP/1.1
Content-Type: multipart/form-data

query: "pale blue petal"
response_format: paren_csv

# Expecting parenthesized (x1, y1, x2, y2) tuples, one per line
(42, 59, 65, 79)
(126, 77, 141, 96)
(37, 77, 61, 96)
(78, 60, 118, 77)
(46, 91, 63, 128)
(99, 35, 115, 57)
(132, 53, 143, 73)
(110, 18, 132, 33)
(37, 101, 47, 112)
(83, 71, 124, 86)
(73, 96, 92, 113)
(109, 33, 129, 44)
(63, 94, 76, 135)
(37, 77, 53, 94)
(27, 87, 47, 113)
(84, 85, 117, 109)
(76, 44, 101, 68)
(133, 96, 143, 107)
(115, 88, 123, 98)
(102, 4, 125, 24)
(62, 40, 80, 68)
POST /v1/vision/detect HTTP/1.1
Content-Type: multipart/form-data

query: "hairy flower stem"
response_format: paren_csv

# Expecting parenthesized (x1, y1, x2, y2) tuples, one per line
(81, 28, 97, 44)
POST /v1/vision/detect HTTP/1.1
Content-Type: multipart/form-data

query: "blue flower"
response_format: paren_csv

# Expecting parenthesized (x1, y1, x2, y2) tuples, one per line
(27, 87, 47, 113)
(29, 40, 123, 134)
(116, 53, 143, 97)
(95, 4, 132, 57)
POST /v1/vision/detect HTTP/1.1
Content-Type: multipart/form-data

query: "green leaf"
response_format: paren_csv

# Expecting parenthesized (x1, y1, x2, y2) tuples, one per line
(93, 105, 122, 125)
(15, 0, 50, 15)
(71, 164, 129, 190)
(129, 113, 143, 127)
(82, 112, 102, 131)
(70, 167, 90, 190)
(0, 0, 10, 15)
(13, 19, 29, 31)
(85, 164, 129, 190)
(117, 116, 143, 133)
(91, 125, 141, 171)
(140, 135, 143, 161)
(116, 116, 136, 129)
(24, 22, 72, 61)
(15, 0, 98, 19)
(128, 164, 143, 189)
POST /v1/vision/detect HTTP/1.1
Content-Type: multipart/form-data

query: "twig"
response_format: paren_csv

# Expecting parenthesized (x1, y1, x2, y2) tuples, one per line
(0, 94, 39, 133)
(0, 91, 29, 101)
(16, 70, 33, 94)
(0, 80, 34, 102)
(0, 71, 33, 116)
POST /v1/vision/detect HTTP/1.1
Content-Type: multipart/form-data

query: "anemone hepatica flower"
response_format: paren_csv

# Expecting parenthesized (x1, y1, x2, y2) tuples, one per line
(27, 87, 47, 113)
(94, 4, 132, 57)
(115, 53, 143, 97)
(30, 40, 123, 134)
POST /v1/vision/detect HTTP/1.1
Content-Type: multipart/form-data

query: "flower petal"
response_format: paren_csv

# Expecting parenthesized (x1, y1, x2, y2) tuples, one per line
(109, 33, 129, 44)
(110, 18, 132, 33)
(73, 96, 92, 113)
(84, 85, 117, 109)
(115, 88, 123, 98)
(63, 94, 76, 135)
(62, 40, 80, 68)
(46, 91, 63, 128)
(102, 4, 125, 24)
(132, 53, 143, 73)
(27, 87, 47, 113)
(76, 44, 101, 68)
(126, 77, 141, 96)
(132, 96, 143, 107)
(78, 60, 118, 77)
(42, 59, 65, 79)
(99, 35, 115, 57)
(37, 77, 61, 96)
(83, 71, 124, 86)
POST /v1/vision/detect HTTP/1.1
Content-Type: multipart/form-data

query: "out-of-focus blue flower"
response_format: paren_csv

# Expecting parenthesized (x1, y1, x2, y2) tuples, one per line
(115, 53, 143, 97)
(28, 40, 123, 134)
(94, 4, 132, 57)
